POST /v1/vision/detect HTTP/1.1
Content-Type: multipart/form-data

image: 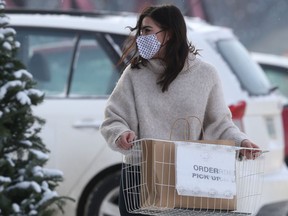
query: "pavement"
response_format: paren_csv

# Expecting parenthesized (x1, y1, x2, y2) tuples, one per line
(256, 201, 288, 216)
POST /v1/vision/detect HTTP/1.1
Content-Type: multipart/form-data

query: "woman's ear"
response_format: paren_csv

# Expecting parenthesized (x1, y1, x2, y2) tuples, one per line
(165, 30, 172, 42)
(163, 31, 172, 45)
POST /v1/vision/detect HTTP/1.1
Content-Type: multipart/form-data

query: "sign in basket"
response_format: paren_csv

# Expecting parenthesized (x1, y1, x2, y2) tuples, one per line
(175, 141, 236, 199)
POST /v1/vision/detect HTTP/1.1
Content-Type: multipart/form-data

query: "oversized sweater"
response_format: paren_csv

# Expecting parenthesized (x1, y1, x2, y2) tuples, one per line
(100, 53, 248, 154)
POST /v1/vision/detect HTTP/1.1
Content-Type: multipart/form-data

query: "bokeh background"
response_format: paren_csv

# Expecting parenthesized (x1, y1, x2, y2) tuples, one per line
(5, 0, 288, 56)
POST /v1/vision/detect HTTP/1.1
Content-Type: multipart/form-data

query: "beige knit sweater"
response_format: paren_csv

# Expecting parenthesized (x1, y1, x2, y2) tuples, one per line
(100, 53, 248, 154)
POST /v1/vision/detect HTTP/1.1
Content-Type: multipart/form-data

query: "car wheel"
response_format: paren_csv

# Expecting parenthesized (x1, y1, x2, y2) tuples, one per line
(84, 171, 121, 216)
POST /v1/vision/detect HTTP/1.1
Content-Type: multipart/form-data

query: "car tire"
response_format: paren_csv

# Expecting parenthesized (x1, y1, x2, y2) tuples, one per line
(84, 170, 121, 216)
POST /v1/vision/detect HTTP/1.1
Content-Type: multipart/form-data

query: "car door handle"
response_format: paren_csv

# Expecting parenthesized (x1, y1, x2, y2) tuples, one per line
(73, 119, 102, 130)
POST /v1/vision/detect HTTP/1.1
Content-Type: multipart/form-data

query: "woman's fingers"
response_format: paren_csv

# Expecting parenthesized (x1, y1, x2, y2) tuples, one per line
(240, 140, 260, 160)
(116, 131, 136, 150)
(127, 131, 136, 143)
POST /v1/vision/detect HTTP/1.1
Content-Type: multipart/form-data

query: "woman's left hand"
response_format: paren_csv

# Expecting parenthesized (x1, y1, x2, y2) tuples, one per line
(240, 139, 260, 160)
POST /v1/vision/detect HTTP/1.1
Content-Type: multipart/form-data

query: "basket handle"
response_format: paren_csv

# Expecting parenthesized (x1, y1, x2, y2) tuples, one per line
(170, 115, 205, 140)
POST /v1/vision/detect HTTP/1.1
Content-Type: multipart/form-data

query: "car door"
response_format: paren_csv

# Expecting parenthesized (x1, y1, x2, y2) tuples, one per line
(15, 27, 124, 195)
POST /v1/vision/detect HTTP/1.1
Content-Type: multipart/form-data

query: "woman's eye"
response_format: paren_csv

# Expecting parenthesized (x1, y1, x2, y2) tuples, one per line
(141, 29, 150, 35)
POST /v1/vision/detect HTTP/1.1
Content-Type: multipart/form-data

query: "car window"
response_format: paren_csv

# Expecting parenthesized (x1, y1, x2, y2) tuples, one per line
(15, 28, 121, 98)
(70, 35, 119, 96)
(15, 28, 76, 97)
(261, 65, 288, 97)
(217, 39, 272, 96)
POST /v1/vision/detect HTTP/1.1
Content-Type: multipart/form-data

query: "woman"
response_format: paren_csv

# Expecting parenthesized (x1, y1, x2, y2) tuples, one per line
(100, 4, 259, 215)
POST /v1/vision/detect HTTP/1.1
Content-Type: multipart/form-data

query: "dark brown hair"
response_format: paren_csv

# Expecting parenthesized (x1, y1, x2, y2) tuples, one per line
(120, 4, 199, 92)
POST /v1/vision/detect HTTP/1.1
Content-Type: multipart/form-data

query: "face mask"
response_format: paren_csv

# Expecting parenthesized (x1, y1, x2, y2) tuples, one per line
(136, 33, 161, 60)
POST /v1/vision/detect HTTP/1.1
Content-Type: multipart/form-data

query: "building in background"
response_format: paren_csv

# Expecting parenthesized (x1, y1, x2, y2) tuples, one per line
(5, 0, 288, 56)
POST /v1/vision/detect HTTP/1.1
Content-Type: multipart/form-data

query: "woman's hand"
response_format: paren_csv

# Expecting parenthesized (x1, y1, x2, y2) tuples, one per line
(116, 131, 137, 150)
(240, 139, 260, 160)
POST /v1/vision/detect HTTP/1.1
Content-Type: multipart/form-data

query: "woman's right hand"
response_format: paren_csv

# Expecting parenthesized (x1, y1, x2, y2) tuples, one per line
(116, 131, 136, 150)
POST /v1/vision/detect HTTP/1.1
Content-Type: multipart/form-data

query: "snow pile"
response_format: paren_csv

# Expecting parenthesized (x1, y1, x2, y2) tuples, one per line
(0, 80, 22, 99)
(0, 176, 11, 183)
(32, 165, 63, 179)
(7, 181, 41, 193)
(30, 149, 49, 161)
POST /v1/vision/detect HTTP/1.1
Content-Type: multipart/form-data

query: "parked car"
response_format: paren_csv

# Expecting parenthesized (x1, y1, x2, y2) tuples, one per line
(6, 10, 288, 216)
(251, 52, 288, 165)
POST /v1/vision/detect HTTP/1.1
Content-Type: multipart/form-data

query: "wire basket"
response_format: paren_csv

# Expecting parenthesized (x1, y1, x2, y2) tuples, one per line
(121, 139, 267, 216)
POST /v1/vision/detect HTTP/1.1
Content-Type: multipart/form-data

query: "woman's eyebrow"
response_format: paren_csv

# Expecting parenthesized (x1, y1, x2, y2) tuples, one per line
(141, 25, 152, 30)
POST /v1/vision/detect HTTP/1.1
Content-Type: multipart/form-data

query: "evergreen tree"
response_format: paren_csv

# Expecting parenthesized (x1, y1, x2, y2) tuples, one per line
(0, 1, 71, 215)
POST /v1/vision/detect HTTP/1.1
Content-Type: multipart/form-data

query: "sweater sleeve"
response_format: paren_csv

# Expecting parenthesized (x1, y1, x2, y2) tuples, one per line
(100, 66, 138, 153)
(203, 69, 248, 146)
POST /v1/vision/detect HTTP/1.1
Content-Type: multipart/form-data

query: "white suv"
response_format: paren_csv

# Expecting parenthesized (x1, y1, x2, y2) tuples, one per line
(7, 10, 288, 216)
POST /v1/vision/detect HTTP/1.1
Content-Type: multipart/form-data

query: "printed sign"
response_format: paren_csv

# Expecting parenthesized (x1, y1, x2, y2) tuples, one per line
(175, 141, 236, 199)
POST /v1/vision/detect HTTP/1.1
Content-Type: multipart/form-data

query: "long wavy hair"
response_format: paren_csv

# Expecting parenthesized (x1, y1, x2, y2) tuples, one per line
(119, 4, 199, 92)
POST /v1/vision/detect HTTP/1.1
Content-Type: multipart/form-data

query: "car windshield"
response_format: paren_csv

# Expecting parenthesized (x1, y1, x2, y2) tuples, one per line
(217, 39, 272, 96)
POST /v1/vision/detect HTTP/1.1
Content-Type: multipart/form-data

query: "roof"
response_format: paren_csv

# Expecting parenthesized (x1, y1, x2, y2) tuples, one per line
(6, 9, 227, 36)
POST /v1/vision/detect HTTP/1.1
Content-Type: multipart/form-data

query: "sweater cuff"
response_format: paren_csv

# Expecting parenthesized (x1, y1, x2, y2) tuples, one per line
(234, 134, 249, 147)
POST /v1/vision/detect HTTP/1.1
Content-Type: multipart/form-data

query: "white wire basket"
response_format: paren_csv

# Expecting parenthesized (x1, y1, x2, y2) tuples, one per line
(121, 139, 267, 216)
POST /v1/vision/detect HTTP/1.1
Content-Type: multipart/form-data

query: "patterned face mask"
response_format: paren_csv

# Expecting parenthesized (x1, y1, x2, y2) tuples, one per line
(136, 32, 162, 59)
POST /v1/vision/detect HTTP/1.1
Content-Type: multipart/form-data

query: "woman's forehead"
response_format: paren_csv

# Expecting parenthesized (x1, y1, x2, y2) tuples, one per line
(142, 17, 159, 28)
